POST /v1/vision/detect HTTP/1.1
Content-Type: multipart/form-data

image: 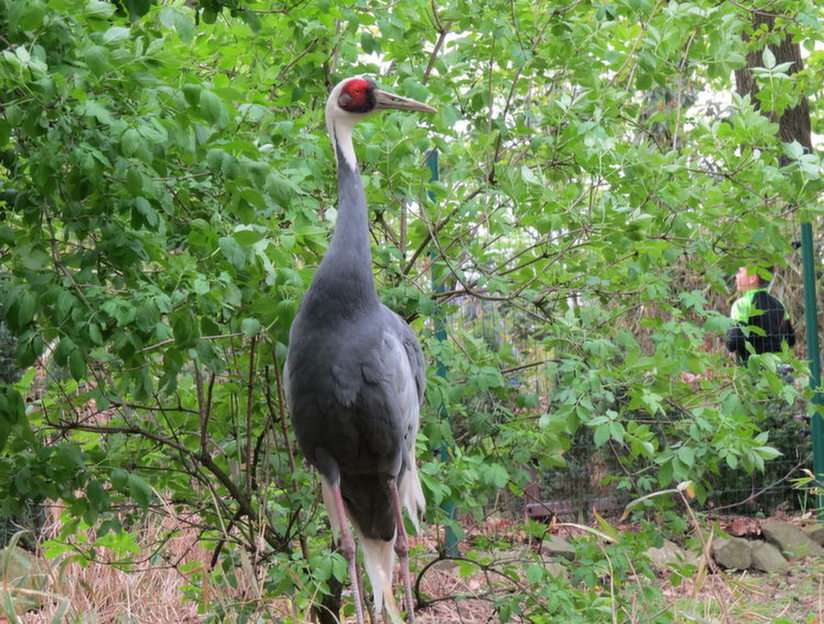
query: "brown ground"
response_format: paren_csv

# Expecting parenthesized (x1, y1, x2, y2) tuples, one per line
(10, 507, 824, 623)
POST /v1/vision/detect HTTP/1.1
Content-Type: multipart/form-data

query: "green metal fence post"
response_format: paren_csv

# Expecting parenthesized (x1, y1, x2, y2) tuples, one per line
(426, 149, 459, 556)
(800, 222, 824, 517)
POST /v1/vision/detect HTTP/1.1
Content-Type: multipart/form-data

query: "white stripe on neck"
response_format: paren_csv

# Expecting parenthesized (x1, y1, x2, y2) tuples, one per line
(329, 117, 358, 172)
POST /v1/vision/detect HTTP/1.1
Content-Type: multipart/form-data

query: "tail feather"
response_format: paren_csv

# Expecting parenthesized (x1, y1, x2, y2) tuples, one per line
(399, 456, 425, 533)
(360, 536, 402, 623)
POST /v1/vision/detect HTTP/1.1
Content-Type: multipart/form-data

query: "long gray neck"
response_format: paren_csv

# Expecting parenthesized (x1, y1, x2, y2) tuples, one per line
(306, 140, 379, 318)
(328, 142, 371, 263)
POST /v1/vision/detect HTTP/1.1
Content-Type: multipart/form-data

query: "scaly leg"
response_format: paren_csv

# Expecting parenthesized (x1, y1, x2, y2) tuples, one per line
(388, 478, 415, 623)
(330, 484, 365, 624)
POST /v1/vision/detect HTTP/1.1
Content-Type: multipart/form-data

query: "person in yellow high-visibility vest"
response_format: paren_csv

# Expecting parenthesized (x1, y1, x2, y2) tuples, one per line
(726, 266, 795, 363)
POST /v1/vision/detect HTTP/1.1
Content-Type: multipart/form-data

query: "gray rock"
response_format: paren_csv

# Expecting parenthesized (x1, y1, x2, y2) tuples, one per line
(540, 535, 575, 561)
(805, 525, 824, 547)
(487, 548, 530, 562)
(750, 541, 789, 574)
(646, 540, 697, 569)
(544, 560, 568, 579)
(762, 520, 824, 559)
(712, 537, 752, 570)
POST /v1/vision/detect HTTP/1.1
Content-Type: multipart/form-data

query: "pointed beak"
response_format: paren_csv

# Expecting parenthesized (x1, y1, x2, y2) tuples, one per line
(374, 89, 437, 114)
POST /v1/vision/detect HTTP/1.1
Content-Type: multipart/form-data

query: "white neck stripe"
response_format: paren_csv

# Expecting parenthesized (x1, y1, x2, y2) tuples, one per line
(330, 119, 358, 172)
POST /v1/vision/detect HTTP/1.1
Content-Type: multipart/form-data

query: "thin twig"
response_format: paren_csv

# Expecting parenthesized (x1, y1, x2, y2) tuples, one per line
(402, 187, 484, 276)
(269, 350, 309, 563)
(140, 332, 244, 354)
(709, 458, 805, 512)
(245, 336, 258, 494)
(423, 29, 448, 84)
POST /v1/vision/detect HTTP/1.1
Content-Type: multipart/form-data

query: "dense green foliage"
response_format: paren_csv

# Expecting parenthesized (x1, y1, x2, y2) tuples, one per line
(0, 0, 821, 620)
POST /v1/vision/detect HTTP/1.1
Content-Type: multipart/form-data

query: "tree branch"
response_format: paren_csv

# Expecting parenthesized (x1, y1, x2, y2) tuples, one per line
(423, 28, 448, 84)
(402, 187, 484, 276)
(245, 336, 258, 494)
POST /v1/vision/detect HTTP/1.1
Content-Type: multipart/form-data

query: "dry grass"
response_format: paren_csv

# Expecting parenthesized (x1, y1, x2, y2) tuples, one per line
(12, 508, 505, 623)
(9, 504, 824, 624)
(663, 558, 824, 623)
(19, 504, 209, 624)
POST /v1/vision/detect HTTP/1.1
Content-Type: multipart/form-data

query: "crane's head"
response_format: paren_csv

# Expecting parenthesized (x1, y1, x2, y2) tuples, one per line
(327, 76, 436, 170)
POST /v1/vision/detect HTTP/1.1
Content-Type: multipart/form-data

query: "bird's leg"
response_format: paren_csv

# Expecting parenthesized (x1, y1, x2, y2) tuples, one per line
(388, 478, 415, 623)
(331, 484, 365, 624)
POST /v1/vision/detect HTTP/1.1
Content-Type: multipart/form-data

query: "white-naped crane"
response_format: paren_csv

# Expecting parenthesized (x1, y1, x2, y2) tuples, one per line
(284, 77, 436, 623)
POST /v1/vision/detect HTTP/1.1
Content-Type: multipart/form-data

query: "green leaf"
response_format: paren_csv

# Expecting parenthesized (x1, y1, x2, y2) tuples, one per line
(111, 468, 128, 490)
(19, 246, 49, 271)
(609, 421, 625, 445)
(85, 0, 115, 18)
(127, 473, 153, 508)
(525, 564, 544, 585)
(159, 7, 195, 43)
(762, 46, 776, 70)
(82, 44, 109, 76)
(121, 129, 142, 157)
(677, 446, 695, 467)
(0, 118, 10, 148)
(232, 224, 266, 246)
(331, 553, 347, 583)
(8, 0, 45, 32)
(182, 84, 201, 107)
(782, 141, 804, 161)
(241, 318, 261, 338)
(126, 168, 143, 194)
(81, 100, 113, 125)
(69, 349, 86, 381)
(172, 311, 198, 347)
(593, 423, 610, 447)
(88, 323, 103, 346)
(102, 26, 131, 45)
(361, 32, 378, 54)
(483, 463, 509, 488)
(219, 237, 246, 269)
(192, 277, 209, 295)
(240, 9, 261, 31)
(123, 0, 151, 18)
(754, 446, 781, 461)
(134, 197, 158, 228)
(86, 479, 108, 511)
(0, 388, 24, 426)
(54, 337, 76, 366)
(0, 419, 10, 454)
(199, 90, 226, 126)
(16, 290, 36, 328)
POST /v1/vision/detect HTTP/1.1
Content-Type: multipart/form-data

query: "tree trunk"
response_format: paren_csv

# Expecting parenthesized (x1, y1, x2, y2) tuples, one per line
(733, 13, 812, 153)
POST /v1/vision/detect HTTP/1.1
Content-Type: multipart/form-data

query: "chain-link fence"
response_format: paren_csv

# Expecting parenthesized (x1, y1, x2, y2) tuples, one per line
(446, 298, 815, 521)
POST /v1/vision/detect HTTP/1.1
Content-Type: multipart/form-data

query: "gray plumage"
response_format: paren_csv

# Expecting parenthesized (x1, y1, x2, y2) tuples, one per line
(285, 142, 425, 541)
(285, 79, 434, 623)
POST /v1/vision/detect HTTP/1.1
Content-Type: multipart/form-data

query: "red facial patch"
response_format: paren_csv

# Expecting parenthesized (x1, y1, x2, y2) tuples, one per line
(339, 78, 375, 113)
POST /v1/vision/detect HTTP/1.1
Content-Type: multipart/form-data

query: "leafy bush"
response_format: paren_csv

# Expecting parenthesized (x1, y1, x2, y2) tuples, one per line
(0, 0, 821, 620)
